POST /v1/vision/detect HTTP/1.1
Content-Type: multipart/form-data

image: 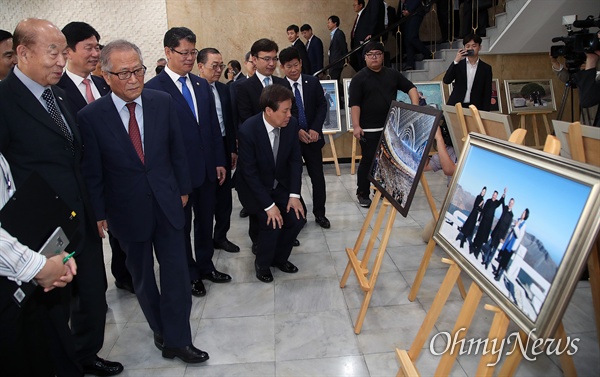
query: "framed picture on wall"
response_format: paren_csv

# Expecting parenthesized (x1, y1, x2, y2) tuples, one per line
(396, 81, 445, 110)
(369, 102, 442, 216)
(504, 79, 556, 114)
(447, 79, 503, 113)
(343, 78, 353, 131)
(433, 133, 600, 340)
(319, 80, 342, 134)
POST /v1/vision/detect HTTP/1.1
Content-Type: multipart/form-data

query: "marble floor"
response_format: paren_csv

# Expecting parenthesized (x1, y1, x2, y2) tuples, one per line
(97, 163, 599, 377)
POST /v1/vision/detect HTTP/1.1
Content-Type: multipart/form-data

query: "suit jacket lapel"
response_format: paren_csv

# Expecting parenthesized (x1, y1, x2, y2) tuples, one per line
(98, 96, 145, 165)
(53, 87, 81, 147)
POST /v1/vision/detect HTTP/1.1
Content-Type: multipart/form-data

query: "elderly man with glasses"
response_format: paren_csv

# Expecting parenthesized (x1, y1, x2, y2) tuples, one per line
(146, 27, 231, 299)
(349, 41, 419, 208)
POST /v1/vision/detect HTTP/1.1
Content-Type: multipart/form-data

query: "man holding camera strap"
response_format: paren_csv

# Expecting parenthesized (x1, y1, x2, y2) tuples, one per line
(443, 33, 493, 112)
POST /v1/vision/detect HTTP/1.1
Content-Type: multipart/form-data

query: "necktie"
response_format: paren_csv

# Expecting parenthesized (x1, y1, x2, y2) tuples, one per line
(178, 76, 196, 119)
(293, 83, 308, 130)
(82, 78, 95, 103)
(263, 77, 271, 87)
(352, 14, 359, 38)
(41, 88, 74, 152)
(272, 128, 280, 189)
(126, 103, 144, 164)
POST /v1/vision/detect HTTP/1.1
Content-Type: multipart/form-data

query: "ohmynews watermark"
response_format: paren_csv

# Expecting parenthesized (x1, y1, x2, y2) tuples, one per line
(430, 328, 580, 366)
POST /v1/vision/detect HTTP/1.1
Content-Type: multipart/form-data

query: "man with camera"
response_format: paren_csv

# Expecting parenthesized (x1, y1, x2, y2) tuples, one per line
(575, 31, 600, 119)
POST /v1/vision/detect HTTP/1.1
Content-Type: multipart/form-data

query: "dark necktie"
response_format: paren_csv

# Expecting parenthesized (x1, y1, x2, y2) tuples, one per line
(352, 14, 359, 38)
(41, 88, 74, 152)
(293, 83, 308, 130)
(272, 128, 280, 189)
(126, 103, 144, 164)
(178, 76, 196, 119)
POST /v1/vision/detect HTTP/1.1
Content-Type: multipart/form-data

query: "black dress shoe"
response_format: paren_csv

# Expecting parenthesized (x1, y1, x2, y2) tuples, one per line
(293, 239, 300, 247)
(83, 356, 124, 376)
(255, 264, 274, 283)
(213, 239, 240, 253)
(191, 279, 206, 297)
(239, 208, 249, 218)
(154, 333, 164, 351)
(200, 270, 232, 283)
(315, 216, 331, 229)
(162, 344, 209, 363)
(252, 243, 258, 255)
(115, 280, 135, 294)
(276, 261, 299, 273)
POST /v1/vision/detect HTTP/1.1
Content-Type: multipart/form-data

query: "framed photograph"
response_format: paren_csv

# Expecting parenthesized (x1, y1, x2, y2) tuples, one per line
(319, 80, 342, 134)
(447, 78, 503, 113)
(504, 79, 556, 114)
(369, 101, 442, 216)
(552, 120, 600, 160)
(396, 81, 445, 110)
(433, 133, 600, 340)
(343, 78, 353, 131)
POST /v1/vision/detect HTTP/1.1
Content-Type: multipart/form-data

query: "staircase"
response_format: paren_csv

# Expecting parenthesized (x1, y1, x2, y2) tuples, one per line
(400, 0, 599, 82)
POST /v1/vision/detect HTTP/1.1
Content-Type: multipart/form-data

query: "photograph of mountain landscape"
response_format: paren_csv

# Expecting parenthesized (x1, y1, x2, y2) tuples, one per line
(436, 143, 591, 323)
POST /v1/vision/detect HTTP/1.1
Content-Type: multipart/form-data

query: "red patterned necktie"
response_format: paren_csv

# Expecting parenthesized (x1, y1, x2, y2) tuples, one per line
(126, 103, 144, 164)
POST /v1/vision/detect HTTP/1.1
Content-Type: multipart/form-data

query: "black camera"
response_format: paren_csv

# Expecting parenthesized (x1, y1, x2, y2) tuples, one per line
(550, 15, 599, 73)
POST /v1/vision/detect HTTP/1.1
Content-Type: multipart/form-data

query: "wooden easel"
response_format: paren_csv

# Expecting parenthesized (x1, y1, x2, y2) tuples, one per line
(340, 189, 397, 334)
(350, 131, 362, 175)
(517, 111, 552, 149)
(322, 133, 341, 176)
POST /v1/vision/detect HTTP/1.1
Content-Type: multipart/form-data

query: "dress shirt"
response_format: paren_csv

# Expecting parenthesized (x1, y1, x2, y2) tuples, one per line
(285, 77, 304, 104)
(111, 93, 145, 152)
(353, 8, 365, 36)
(464, 58, 479, 104)
(13, 66, 72, 136)
(210, 83, 226, 136)
(306, 36, 313, 50)
(65, 69, 101, 101)
(164, 65, 199, 123)
(254, 71, 271, 88)
(0, 155, 45, 283)
(261, 114, 300, 212)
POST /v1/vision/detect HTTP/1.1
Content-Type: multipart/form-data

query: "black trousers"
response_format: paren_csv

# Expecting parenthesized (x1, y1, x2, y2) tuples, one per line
(357, 131, 382, 196)
(300, 141, 327, 217)
(184, 180, 217, 279)
(214, 146, 233, 243)
(108, 231, 132, 284)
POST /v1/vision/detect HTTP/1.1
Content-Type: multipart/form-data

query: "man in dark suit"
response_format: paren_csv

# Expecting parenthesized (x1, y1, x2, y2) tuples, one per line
(146, 28, 231, 299)
(0, 30, 16, 80)
(197, 48, 240, 254)
(350, 0, 385, 71)
(279, 47, 330, 229)
(443, 33, 493, 111)
(482, 197, 514, 269)
(300, 24, 324, 75)
(327, 15, 348, 104)
(287, 25, 311, 75)
(57, 21, 135, 295)
(0, 18, 122, 376)
(236, 85, 306, 283)
(235, 38, 300, 251)
(79, 39, 209, 364)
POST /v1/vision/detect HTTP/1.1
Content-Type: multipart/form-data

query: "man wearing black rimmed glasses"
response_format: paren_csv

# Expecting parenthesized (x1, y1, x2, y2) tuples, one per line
(78, 39, 210, 364)
(146, 27, 231, 299)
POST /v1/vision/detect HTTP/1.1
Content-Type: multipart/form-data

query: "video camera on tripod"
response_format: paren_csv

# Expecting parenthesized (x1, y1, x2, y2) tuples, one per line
(550, 15, 599, 73)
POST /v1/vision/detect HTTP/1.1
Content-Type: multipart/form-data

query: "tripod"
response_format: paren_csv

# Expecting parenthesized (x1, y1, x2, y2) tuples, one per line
(556, 76, 577, 122)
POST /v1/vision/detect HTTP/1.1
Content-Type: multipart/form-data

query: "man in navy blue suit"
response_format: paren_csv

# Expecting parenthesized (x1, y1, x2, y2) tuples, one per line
(279, 47, 330, 229)
(300, 24, 324, 75)
(57, 21, 135, 295)
(197, 47, 240, 254)
(287, 25, 311, 75)
(236, 85, 306, 283)
(79, 39, 209, 364)
(146, 27, 231, 299)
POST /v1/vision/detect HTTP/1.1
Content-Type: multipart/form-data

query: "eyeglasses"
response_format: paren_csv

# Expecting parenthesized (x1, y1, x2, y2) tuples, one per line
(107, 66, 147, 80)
(256, 56, 279, 63)
(211, 63, 226, 71)
(284, 62, 301, 69)
(365, 52, 383, 59)
(170, 48, 199, 57)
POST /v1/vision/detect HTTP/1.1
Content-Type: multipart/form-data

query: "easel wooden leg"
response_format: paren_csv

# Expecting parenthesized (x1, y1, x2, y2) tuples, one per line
(420, 175, 438, 221)
(476, 305, 510, 377)
(555, 323, 577, 377)
(408, 238, 437, 302)
(324, 133, 341, 176)
(497, 330, 527, 376)
(435, 282, 483, 376)
(532, 114, 540, 147)
(350, 134, 361, 175)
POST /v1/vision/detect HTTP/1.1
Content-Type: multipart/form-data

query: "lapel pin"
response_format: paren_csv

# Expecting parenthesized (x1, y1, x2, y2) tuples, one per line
(58, 96, 63, 101)
(196, 82, 199, 86)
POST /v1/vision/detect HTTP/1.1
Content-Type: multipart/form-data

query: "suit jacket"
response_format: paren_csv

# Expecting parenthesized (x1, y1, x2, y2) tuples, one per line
(443, 59, 493, 111)
(287, 74, 327, 148)
(0, 71, 98, 246)
(214, 81, 237, 155)
(292, 39, 312, 75)
(145, 70, 225, 188)
(235, 74, 292, 124)
(78, 89, 191, 242)
(56, 73, 110, 113)
(235, 113, 302, 212)
(352, 0, 385, 47)
(306, 35, 324, 75)
(329, 28, 348, 73)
